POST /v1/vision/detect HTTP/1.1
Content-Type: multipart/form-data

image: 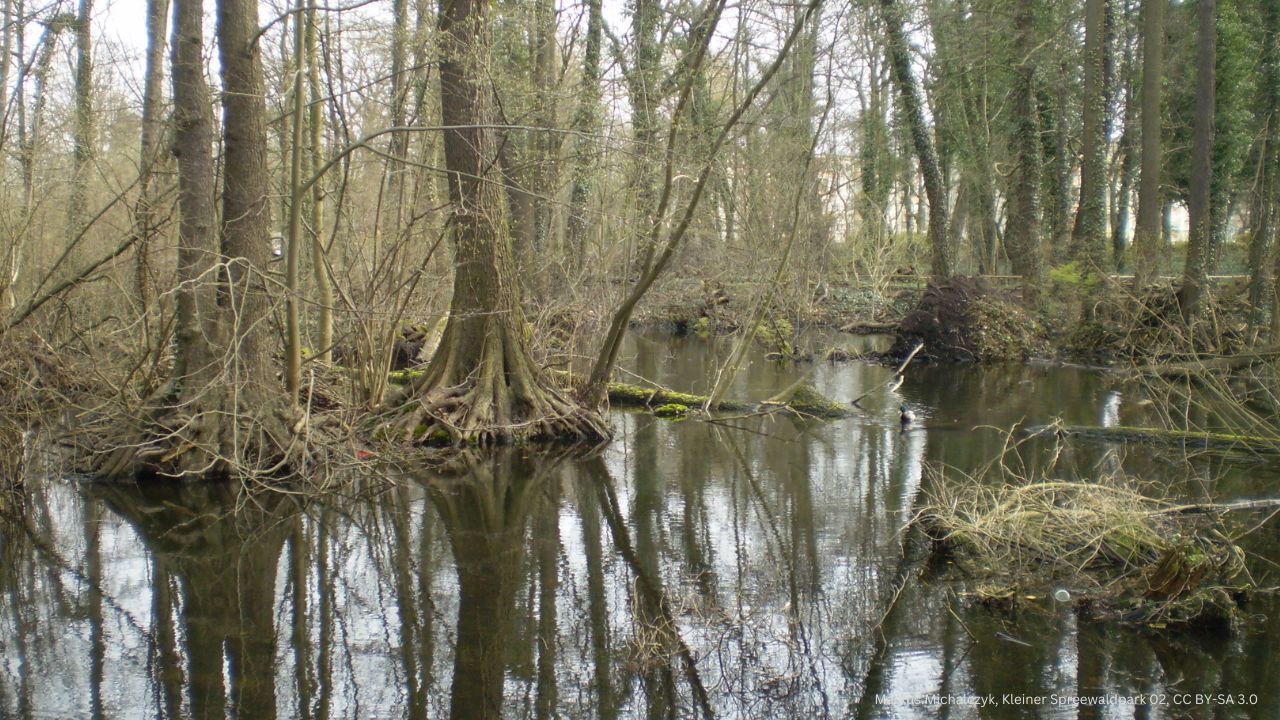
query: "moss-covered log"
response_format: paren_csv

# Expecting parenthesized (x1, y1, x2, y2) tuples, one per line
(389, 371, 854, 419)
(1024, 424, 1280, 453)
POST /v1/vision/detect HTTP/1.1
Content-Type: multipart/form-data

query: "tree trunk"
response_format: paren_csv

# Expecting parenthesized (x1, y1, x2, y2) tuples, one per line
(285, 0, 307, 400)
(306, 0, 333, 364)
(1112, 120, 1137, 272)
(68, 0, 93, 244)
(101, 0, 297, 479)
(1181, 0, 1216, 322)
(1071, 0, 1108, 275)
(1111, 6, 1139, 273)
(565, 0, 602, 269)
(1131, 0, 1164, 288)
(218, 0, 279, 390)
(1250, 1, 1280, 336)
(386, 0, 607, 446)
(131, 0, 169, 339)
(878, 0, 951, 277)
(168, 0, 217, 390)
(1005, 0, 1044, 304)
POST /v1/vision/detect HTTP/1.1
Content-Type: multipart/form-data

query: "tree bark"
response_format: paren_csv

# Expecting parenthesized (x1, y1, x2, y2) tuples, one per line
(1071, 0, 1108, 275)
(878, 0, 951, 277)
(1180, 0, 1216, 322)
(306, 0, 333, 364)
(218, 0, 278, 389)
(68, 0, 93, 244)
(565, 0, 602, 269)
(1248, 0, 1278, 336)
(1005, 0, 1044, 304)
(285, 0, 307, 400)
(131, 0, 169, 337)
(165, 0, 218, 396)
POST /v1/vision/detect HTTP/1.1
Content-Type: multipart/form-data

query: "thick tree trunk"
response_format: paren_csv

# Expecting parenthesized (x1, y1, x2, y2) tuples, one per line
(387, 0, 607, 446)
(1181, 0, 1216, 322)
(1005, 0, 1044, 304)
(879, 0, 951, 277)
(1071, 0, 1108, 275)
(218, 0, 280, 390)
(101, 0, 297, 479)
(169, 0, 218, 390)
(1251, 1, 1280, 336)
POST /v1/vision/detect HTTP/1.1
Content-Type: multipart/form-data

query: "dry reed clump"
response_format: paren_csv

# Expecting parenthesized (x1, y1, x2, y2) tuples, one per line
(920, 474, 1253, 626)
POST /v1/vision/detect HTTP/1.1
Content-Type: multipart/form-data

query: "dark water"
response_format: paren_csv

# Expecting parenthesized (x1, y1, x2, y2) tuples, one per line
(2, 333, 1278, 719)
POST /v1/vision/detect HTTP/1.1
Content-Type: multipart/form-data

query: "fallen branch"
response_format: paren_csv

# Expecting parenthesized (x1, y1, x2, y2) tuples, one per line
(1129, 346, 1280, 377)
(1159, 498, 1280, 514)
(388, 370, 854, 418)
(1023, 424, 1280, 454)
(850, 341, 923, 408)
(839, 320, 897, 334)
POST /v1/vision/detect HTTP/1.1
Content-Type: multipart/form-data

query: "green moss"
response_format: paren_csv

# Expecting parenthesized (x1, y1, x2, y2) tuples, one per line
(781, 384, 849, 418)
(754, 317, 796, 357)
(1030, 425, 1280, 453)
(387, 369, 422, 385)
(653, 403, 689, 418)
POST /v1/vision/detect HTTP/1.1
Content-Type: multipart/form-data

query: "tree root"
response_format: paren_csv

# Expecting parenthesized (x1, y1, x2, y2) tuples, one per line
(97, 394, 318, 481)
(381, 378, 611, 448)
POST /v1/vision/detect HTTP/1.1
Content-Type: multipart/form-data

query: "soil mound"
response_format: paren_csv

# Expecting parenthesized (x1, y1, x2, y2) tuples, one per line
(888, 277, 1043, 362)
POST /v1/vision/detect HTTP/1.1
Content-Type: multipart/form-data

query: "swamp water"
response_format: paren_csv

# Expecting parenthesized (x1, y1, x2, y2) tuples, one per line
(1, 333, 1278, 719)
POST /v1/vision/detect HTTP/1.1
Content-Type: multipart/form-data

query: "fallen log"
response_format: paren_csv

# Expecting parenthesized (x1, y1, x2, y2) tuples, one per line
(609, 380, 852, 418)
(387, 370, 854, 418)
(1130, 346, 1280, 377)
(1023, 424, 1280, 454)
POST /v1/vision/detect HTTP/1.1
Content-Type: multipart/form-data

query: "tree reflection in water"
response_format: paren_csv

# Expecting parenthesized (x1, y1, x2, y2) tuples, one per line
(1, 348, 1278, 719)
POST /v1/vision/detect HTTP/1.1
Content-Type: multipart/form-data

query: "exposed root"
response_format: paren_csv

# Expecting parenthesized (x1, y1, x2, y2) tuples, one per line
(382, 377, 610, 448)
(95, 393, 312, 480)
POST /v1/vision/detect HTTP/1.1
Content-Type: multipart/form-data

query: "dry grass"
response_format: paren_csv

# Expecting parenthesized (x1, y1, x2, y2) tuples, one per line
(920, 469, 1254, 626)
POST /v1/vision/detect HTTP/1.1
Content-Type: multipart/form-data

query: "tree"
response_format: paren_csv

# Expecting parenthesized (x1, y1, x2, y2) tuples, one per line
(1132, 0, 1165, 288)
(131, 0, 169, 341)
(1005, 0, 1045, 303)
(564, 0, 603, 268)
(1246, 0, 1278, 334)
(1180, 0, 1215, 321)
(1072, 0, 1110, 276)
(878, 0, 951, 278)
(386, 0, 608, 446)
(580, 0, 821, 407)
(68, 0, 93, 244)
(103, 0, 297, 478)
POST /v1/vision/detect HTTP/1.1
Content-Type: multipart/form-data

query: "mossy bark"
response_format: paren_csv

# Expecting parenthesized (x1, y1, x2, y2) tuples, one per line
(1025, 424, 1280, 453)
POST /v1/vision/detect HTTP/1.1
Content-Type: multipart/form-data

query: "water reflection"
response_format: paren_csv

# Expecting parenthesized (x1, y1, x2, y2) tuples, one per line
(0, 336, 1277, 718)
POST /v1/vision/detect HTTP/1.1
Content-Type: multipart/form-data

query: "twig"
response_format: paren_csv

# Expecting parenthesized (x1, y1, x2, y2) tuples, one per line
(850, 341, 924, 408)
